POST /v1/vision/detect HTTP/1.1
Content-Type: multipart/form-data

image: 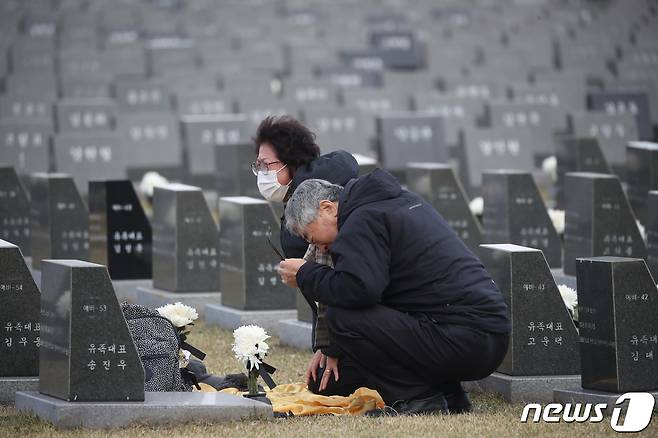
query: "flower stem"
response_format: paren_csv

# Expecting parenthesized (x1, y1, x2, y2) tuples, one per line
(247, 368, 259, 395)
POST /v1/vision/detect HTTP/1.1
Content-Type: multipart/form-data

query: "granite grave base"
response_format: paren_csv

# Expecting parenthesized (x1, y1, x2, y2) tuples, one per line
(0, 377, 38, 405)
(14, 391, 272, 429)
(136, 285, 221, 317)
(204, 304, 296, 336)
(554, 388, 658, 415)
(466, 372, 581, 403)
(113, 279, 151, 303)
(277, 319, 313, 350)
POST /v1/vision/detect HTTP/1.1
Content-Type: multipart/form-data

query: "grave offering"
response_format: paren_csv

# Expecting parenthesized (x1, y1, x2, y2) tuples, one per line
(626, 141, 658, 225)
(0, 240, 40, 403)
(476, 244, 580, 402)
(206, 197, 296, 335)
(0, 164, 31, 255)
(29, 173, 90, 270)
(554, 257, 658, 412)
(563, 172, 646, 276)
(406, 163, 482, 250)
(482, 170, 562, 268)
(89, 180, 152, 301)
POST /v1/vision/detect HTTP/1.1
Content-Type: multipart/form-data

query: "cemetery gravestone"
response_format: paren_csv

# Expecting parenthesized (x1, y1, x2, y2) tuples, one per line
(369, 30, 424, 69)
(406, 163, 482, 250)
(152, 184, 220, 292)
(482, 170, 562, 268)
(89, 180, 152, 280)
(55, 99, 116, 132)
(646, 191, 658, 280)
(626, 141, 658, 226)
(0, 165, 31, 255)
(0, 120, 52, 175)
(302, 108, 371, 156)
(175, 93, 231, 117)
(215, 143, 261, 199)
(39, 260, 144, 401)
(575, 257, 658, 392)
(0, 240, 40, 377)
(563, 172, 647, 276)
(315, 65, 383, 89)
(29, 174, 89, 270)
(413, 94, 484, 147)
(114, 78, 172, 112)
(0, 94, 52, 122)
(588, 91, 653, 141)
(218, 197, 296, 310)
(570, 111, 638, 169)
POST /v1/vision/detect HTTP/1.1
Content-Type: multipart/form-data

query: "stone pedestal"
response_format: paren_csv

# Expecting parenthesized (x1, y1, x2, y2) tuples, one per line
(0, 377, 38, 405)
(277, 319, 313, 350)
(554, 388, 658, 415)
(204, 304, 296, 336)
(135, 285, 221, 317)
(467, 372, 581, 403)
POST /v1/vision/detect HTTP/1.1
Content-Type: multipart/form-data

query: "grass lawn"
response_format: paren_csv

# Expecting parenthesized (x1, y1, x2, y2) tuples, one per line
(1, 321, 655, 437)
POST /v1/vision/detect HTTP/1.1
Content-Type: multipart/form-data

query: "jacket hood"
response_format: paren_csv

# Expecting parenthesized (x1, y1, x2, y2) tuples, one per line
(290, 150, 359, 192)
(338, 168, 402, 226)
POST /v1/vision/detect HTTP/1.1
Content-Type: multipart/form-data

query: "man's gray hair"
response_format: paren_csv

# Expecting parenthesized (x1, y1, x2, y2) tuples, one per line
(285, 179, 343, 236)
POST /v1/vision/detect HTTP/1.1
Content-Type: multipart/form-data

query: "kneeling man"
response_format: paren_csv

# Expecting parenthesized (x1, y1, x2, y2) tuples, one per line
(278, 169, 511, 415)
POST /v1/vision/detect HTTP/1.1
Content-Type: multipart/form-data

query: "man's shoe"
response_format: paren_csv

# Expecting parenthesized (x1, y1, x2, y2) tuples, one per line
(365, 393, 449, 417)
(445, 387, 472, 414)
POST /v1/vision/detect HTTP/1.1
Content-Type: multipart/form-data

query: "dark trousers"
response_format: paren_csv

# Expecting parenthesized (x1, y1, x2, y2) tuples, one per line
(307, 305, 509, 405)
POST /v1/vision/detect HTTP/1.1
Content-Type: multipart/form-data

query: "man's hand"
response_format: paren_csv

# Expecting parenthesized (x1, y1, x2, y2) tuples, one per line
(306, 350, 325, 384)
(278, 258, 306, 288)
(320, 356, 339, 392)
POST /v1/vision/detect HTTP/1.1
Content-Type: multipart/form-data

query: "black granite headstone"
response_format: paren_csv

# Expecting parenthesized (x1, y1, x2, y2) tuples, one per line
(626, 141, 658, 226)
(0, 240, 40, 377)
(315, 65, 383, 89)
(89, 180, 152, 280)
(555, 136, 612, 209)
(55, 99, 116, 132)
(406, 163, 482, 250)
(479, 244, 579, 375)
(368, 30, 423, 69)
(482, 170, 562, 268)
(0, 165, 31, 255)
(215, 143, 261, 199)
(29, 173, 90, 270)
(647, 191, 658, 280)
(0, 119, 52, 175)
(219, 196, 296, 310)
(152, 183, 220, 292)
(563, 172, 647, 276)
(570, 111, 638, 168)
(117, 112, 182, 169)
(375, 113, 447, 172)
(39, 260, 144, 401)
(576, 257, 658, 392)
(588, 91, 653, 141)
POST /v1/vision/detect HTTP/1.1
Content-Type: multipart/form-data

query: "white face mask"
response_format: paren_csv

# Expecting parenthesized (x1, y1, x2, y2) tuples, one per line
(257, 165, 290, 202)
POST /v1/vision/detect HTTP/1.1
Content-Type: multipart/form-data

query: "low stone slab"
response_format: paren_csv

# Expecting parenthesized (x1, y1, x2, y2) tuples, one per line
(135, 285, 221, 317)
(0, 377, 38, 405)
(113, 279, 151, 303)
(14, 391, 272, 429)
(278, 319, 313, 351)
(467, 372, 581, 403)
(204, 304, 296, 336)
(554, 388, 658, 415)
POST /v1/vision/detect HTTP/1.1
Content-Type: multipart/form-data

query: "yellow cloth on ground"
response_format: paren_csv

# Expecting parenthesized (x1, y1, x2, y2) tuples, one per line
(197, 383, 385, 416)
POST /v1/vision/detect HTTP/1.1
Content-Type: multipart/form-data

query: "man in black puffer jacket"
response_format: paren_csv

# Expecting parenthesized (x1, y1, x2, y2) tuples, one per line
(278, 169, 511, 416)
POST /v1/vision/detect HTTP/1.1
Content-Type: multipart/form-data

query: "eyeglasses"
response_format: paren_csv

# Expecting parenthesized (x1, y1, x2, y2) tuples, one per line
(251, 159, 283, 175)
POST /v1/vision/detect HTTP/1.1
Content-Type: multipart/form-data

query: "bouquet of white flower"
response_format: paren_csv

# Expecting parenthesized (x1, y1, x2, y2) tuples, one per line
(232, 325, 277, 396)
(558, 284, 578, 324)
(156, 302, 205, 367)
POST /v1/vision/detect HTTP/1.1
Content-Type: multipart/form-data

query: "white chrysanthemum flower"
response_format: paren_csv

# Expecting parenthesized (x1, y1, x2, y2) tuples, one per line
(558, 284, 578, 321)
(139, 171, 168, 198)
(232, 325, 270, 370)
(542, 155, 557, 181)
(469, 197, 483, 216)
(156, 302, 199, 328)
(178, 349, 191, 368)
(548, 208, 565, 235)
(637, 220, 647, 242)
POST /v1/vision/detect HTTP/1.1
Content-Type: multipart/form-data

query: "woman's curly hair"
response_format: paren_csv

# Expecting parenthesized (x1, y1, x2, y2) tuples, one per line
(253, 116, 321, 171)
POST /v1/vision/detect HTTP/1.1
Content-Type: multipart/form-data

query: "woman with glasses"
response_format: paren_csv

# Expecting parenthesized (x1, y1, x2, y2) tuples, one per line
(252, 115, 359, 259)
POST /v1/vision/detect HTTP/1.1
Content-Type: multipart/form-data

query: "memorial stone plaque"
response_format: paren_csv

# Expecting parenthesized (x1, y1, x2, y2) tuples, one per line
(570, 111, 638, 168)
(0, 94, 52, 122)
(315, 65, 383, 89)
(480, 244, 579, 375)
(413, 94, 484, 147)
(588, 91, 653, 141)
(626, 141, 658, 225)
(29, 174, 90, 270)
(342, 88, 409, 138)
(563, 172, 647, 276)
(89, 180, 152, 280)
(114, 78, 172, 112)
(100, 44, 147, 77)
(235, 94, 298, 129)
(375, 113, 447, 172)
(219, 196, 296, 310)
(181, 114, 251, 175)
(302, 107, 370, 156)
(0, 240, 40, 377)
(5, 73, 58, 99)
(0, 165, 31, 255)
(39, 260, 144, 401)
(175, 92, 231, 116)
(117, 113, 182, 168)
(285, 79, 339, 107)
(647, 191, 658, 280)
(215, 143, 260, 198)
(406, 163, 482, 250)
(152, 184, 220, 292)
(555, 136, 612, 208)
(482, 170, 562, 267)
(60, 76, 112, 99)
(53, 131, 126, 195)
(460, 126, 535, 194)
(55, 99, 116, 132)
(0, 120, 52, 175)
(576, 257, 658, 392)
(369, 30, 423, 69)
(338, 48, 386, 71)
